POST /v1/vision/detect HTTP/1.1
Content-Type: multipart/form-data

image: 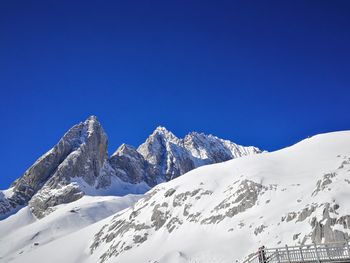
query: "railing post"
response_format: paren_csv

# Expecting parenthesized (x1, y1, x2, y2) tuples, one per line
(276, 249, 281, 263)
(336, 242, 341, 259)
(285, 245, 291, 263)
(325, 244, 331, 261)
(314, 243, 321, 263)
(299, 247, 305, 263)
(346, 239, 350, 258)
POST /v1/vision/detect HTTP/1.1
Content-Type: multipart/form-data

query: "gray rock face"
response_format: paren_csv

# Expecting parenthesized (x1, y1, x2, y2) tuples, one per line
(310, 203, 349, 243)
(28, 116, 110, 218)
(0, 193, 14, 218)
(109, 144, 157, 186)
(118, 126, 261, 185)
(137, 127, 195, 181)
(1, 116, 110, 218)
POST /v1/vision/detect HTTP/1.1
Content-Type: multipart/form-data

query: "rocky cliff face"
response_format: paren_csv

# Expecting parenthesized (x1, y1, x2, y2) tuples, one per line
(133, 126, 261, 183)
(1, 116, 111, 218)
(0, 117, 261, 219)
(109, 144, 157, 186)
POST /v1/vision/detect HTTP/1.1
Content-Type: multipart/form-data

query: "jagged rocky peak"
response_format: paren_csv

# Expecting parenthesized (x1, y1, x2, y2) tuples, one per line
(183, 132, 239, 162)
(134, 126, 262, 183)
(1, 115, 110, 219)
(137, 126, 180, 165)
(185, 131, 261, 155)
(111, 143, 138, 158)
(153, 126, 178, 139)
(145, 126, 178, 144)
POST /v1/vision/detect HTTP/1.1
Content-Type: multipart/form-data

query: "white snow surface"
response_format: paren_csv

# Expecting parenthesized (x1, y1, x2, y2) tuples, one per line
(1, 131, 350, 263)
(0, 194, 142, 262)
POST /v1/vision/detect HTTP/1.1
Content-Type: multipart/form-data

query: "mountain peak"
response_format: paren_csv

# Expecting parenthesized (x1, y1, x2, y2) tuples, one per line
(1, 116, 110, 219)
(186, 131, 210, 138)
(111, 143, 137, 157)
(152, 126, 174, 136)
(83, 115, 100, 127)
(86, 115, 98, 121)
(84, 115, 101, 127)
(148, 126, 179, 144)
(82, 115, 107, 140)
(154, 125, 168, 132)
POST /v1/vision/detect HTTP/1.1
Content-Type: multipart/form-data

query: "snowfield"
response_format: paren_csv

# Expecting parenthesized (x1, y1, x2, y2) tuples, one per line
(0, 195, 142, 262)
(1, 131, 350, 263)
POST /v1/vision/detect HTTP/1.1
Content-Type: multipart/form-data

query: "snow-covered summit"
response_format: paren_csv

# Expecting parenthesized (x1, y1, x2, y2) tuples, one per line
(152, 126, 178, 138)
(135, 126, 262, 183)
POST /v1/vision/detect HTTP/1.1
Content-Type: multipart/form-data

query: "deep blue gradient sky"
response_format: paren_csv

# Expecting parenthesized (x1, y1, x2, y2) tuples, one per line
(1, 1, 350, 189)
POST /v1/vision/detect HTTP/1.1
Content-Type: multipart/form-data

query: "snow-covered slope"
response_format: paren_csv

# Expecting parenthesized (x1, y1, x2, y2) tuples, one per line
(3, 131, 349, 263)
(89, 131, 350, 263)
(0, 194, 142, 262)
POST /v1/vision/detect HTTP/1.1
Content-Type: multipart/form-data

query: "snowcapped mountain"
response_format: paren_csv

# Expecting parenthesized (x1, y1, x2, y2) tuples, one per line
(1, 130, 349, 263)
(113, 126, 261, 186)
(87, 131, 350, 263)
(0, 116, 113, 219)
(0, 116, 260, 220)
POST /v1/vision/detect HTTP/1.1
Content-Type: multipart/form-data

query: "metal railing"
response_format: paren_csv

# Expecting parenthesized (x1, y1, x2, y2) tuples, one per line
(243, 241, 350, 263)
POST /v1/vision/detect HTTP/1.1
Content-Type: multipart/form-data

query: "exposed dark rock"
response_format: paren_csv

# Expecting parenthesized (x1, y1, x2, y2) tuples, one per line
(312, 173, 336, 196)
(254, 225, 267, 235)
(151, 203, 170, 230)
(166, 217, 183, 233)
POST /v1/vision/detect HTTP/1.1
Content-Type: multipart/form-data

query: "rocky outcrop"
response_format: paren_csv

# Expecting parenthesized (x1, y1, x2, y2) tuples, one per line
(308, 203, 349, 243)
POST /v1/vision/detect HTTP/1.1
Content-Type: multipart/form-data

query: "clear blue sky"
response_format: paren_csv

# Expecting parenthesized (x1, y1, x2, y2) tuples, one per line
(1, 1, 349, 189)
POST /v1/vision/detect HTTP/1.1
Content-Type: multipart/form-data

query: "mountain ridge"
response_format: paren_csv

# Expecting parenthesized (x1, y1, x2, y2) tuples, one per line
(1, 130, 349, 263)
(0, 116, 262, 219)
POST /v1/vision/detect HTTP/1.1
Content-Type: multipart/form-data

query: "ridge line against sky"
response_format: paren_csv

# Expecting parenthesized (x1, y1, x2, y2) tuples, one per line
(1, 0, 350, 188)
